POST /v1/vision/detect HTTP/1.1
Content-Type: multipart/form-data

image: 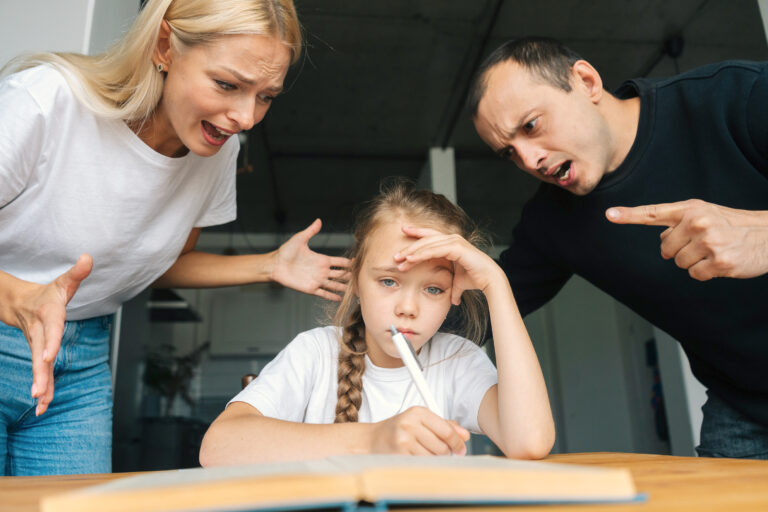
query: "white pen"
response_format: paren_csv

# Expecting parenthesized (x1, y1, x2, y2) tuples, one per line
(390, 325, 443, 418)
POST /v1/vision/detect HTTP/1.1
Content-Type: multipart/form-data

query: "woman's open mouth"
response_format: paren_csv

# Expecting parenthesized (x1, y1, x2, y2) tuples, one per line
(201, 120, 231, 146)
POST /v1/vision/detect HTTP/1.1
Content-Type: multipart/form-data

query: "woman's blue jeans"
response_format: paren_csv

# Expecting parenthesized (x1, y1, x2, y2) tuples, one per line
(0, 316, 112, 475)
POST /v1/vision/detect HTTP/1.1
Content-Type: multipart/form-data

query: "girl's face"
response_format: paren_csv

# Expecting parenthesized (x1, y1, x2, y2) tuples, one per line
(357, 218, 454, 368)
(141, 33, 291, 157)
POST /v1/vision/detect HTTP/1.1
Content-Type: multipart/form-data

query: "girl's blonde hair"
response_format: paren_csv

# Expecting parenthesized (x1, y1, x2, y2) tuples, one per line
(333, 180, 490, 423)
(3, 0, 301, 124)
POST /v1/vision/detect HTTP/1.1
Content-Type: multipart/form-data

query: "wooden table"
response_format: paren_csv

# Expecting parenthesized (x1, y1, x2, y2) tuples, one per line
(1, 453, 766, 512)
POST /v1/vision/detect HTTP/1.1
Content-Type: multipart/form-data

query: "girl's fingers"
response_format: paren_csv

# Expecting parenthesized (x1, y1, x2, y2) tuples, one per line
(414, 430, 453, 455)
(395, 230, 461, 259)
(409, 440, 435, 456)
(398, 242, 466, 271)
(401, 225, 445, 238)
(417, 418, 467, 455)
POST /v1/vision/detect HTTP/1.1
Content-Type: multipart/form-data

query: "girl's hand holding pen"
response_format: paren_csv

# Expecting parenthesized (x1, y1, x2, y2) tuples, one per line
(370, 406, 469, 456)
(394, 226, 505, 305)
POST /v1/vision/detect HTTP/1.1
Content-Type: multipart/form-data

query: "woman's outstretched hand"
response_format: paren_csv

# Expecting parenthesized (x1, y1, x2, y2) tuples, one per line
(394, 226, 503, 305)
(15, 254, 92, 415)
(272, 219, 351, 301)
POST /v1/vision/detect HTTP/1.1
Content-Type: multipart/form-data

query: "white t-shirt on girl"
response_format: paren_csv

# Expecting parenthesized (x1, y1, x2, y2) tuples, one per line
(0, 65, 237, 320)
(230, 326, 498, 433)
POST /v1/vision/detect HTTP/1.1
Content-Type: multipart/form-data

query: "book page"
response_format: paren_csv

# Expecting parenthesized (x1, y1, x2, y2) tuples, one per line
(74, 459, 345, 495)
(326, 453, 619, 473)
(329, 455, 638, 503)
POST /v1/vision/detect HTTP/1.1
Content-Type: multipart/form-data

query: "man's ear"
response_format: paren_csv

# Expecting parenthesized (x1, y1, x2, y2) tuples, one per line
(153, 19, 173, 71)
(571, 60, 604, 103)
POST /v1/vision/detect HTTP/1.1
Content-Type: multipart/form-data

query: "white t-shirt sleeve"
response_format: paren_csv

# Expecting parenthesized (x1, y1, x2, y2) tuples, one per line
(0, 75, 45, 208)
(228, 330, 324, 422)
(443, 338, 498, 433)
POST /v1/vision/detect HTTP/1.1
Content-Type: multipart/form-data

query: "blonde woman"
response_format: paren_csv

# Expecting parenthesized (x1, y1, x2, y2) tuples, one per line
(0, 0, 348, 476)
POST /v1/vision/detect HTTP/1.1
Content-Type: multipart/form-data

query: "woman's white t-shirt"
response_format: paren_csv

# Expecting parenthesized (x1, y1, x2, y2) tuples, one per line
(0, 66, 238, 320)
(230, 326, 498, 433)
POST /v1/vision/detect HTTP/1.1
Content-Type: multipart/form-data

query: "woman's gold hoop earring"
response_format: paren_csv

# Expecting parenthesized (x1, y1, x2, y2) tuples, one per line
(157, 63, 164, 72)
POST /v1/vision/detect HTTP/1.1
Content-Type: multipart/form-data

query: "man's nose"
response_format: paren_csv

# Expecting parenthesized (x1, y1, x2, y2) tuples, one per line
(515, 142, 546, 172)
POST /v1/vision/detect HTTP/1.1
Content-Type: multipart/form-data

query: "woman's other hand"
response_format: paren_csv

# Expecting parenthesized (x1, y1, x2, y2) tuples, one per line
(13, 254, 92, 415)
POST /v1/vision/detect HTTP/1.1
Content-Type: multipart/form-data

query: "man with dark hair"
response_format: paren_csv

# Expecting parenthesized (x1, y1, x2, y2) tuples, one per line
(471, 36, 768, 459)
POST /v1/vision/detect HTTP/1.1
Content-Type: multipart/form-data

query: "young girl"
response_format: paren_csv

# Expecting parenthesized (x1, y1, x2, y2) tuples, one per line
(200, 183, 554, 464)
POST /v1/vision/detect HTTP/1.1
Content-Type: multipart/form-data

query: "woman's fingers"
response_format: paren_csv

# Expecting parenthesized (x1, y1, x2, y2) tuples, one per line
(22, 256, 90, 415)
(322, 279, 347, 293)
(57, 253, 93, 302)
(329, 256, 351, 269)
(312, 288, 341, 302)
(27, 320, 47, 397)
(328, 268, 350, 281)
(28, 321, 55, 415)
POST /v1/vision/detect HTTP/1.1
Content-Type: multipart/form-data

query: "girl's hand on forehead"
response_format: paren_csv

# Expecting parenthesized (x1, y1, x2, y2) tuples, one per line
(394, 226, 504, 305)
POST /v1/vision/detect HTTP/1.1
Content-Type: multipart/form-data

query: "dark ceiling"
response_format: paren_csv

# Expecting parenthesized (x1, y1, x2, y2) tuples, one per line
(219, 0, 768, 246)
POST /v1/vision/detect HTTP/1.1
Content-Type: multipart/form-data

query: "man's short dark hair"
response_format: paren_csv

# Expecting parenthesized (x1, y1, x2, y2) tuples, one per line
(468, 37, 584, 117)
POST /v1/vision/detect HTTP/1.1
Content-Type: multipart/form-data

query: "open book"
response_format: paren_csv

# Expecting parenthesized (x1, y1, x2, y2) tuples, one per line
(41, 454, 643, 512)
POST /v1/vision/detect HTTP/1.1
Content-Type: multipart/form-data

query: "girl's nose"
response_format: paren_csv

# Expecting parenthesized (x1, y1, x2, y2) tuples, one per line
(394, 290, 418, 318)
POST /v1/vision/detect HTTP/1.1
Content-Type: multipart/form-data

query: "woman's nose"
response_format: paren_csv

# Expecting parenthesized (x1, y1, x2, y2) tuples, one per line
(230, 98, 268, 131)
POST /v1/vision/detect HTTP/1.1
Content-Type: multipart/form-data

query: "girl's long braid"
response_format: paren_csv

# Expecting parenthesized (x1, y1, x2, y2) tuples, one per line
(334, 306, 367, 423)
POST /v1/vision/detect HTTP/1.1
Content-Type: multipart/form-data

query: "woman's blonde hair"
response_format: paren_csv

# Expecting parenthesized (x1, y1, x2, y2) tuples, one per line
(333, 179, 490, 423)
(3, 0, 301, 123)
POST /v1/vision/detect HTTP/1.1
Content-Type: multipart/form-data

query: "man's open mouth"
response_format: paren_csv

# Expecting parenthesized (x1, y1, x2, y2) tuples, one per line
(554, 161, 571, 181)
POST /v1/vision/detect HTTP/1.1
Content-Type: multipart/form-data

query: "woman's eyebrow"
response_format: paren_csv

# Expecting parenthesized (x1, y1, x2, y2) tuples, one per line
(219, 66, 255, 84)
(217, 67, 284, 95)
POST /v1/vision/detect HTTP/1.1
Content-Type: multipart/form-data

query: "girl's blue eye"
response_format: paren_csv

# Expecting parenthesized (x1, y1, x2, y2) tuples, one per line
(426, 286, 444, 295)
(380, 278, 396, 288)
